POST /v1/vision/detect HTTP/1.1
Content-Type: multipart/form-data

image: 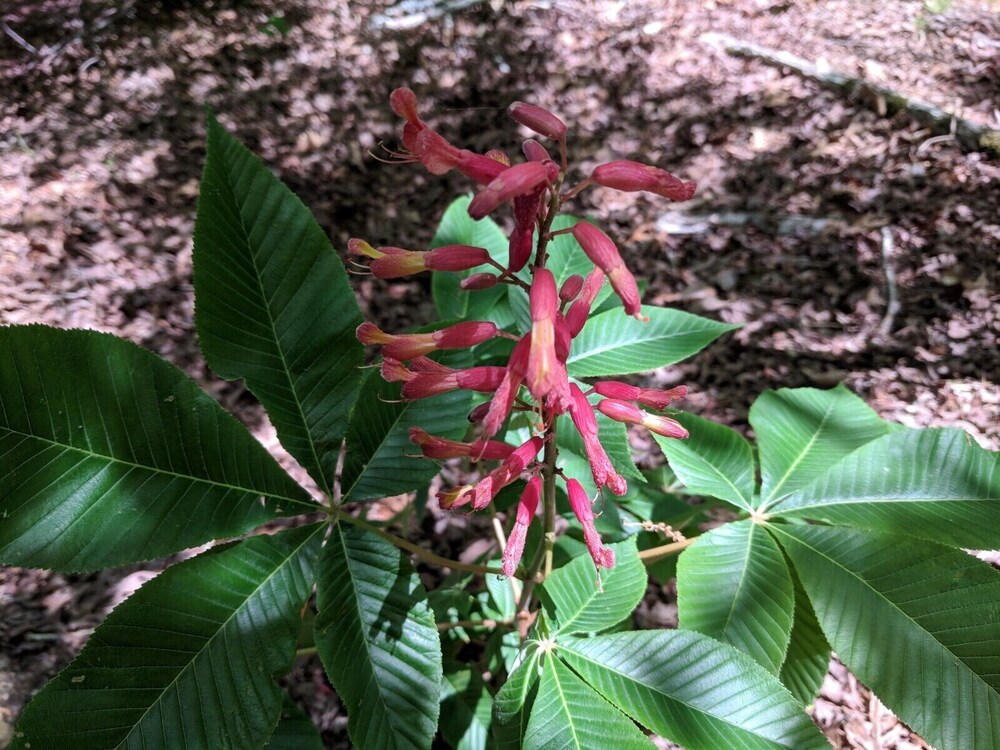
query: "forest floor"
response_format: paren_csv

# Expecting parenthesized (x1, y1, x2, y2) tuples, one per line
(1, 0, 999, 748)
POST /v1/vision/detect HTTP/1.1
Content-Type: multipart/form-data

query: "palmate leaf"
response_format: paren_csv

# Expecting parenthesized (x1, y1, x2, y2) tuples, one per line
(566, 305, 737, 378)
(751, 385, 888, 511)
(558, 631, 830, 750)
(315, 523, 442, 750)
(194, 113, 363, 495)
(654, 412, 756, 511)
(523, 653, 651, 750)
(430, 195, 512, 325)
(770, 428, 1000, 549)
(677, 520, 794, 675)
(539, 538, 646, 636)
(0, 326, 314, 572)
(12, 524, 323, 750)
(772, 524, 1000, 750)
(339, 366, 471, 502)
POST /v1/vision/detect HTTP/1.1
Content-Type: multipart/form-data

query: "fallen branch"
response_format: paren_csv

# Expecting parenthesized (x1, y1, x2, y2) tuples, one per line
(702, 32, 1000, 156)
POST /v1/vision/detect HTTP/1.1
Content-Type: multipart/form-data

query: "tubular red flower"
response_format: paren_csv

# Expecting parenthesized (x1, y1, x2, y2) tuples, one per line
(402, 365, 506, 400)
(508, 101, 568, 141)
(483, 334, 531, 438)
(565, 267, 606, 337)
(526, 269, 560, 401)
(508, 187, 545, 273)
(468, 162, 554, 220)
(467, 435, 544, 511)
(380, 357, 413, 383)
(370, 251, 428, 278)
(567, 383, 627, 496)
(438, 484, 475, 510)
(485, 149, 511, 166)
(571, 222, 642, 318)
(502, 476, 541, 577)
(409, 427, 514, 460)
(593, 380, 642, 401)
(369, 321, 497, 360)
(591, 160, 696, 202)
(597, 398, 688, 439)
(565, 478, 616, 570)
(593, 381, 687, 410)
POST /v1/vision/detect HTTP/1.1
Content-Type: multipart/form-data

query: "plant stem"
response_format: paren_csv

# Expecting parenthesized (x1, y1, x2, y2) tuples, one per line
(436, 618, 512, 631)
(638, 536, 697, 564)
(335, 510, 511, 578)
(516, 416, 559, 613)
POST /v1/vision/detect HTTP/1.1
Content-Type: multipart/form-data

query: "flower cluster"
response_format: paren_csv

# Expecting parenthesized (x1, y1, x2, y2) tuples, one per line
(355, 88, 695, 578)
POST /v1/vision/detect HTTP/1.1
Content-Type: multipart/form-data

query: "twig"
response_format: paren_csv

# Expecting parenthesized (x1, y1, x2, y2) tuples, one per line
(436, 618, 511, 631)
(336, 510, 512, 578)
(638, 536, 697, 564)
(2, 22, 38, 54)
(878, 226, 901, 337)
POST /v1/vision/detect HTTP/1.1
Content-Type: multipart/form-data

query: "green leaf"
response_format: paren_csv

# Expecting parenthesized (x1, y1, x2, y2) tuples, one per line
(0, 325, 313, 572)
(194, 113, 363, 495)
(339, 367, 471, 502)
(263, 693, 324, 750)
(430, 195, 510, 323)
(751, 385, 888, 509)
(677, 520, 794, 674)
(770, 429, 1000, 549)
(567, 306, 737, 378)
(778, 566, 830, 707)
(773, 524, 1000, 750)
(539, 538, 646, 636)
(315, 523, 442, 750)
(654, 412, 756, 510)
(11, 524, 323, 750)
(440, 669, 493, 750)
(523, 653, 651, 750)
(494, 647, 541, 750)
(559, 631, 830, 750)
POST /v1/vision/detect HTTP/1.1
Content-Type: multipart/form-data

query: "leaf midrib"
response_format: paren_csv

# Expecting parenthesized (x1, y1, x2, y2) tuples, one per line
(548, 657, 584, 750)
(116, 526, 321, 748)
(557, 639, 799, 747)
(0, 425, 316, 510)
(215, 135, 332, 496)
(760, 401, 835, 509)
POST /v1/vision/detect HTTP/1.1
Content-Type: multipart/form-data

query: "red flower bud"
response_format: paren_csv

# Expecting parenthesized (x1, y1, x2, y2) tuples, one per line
(460, 273, 500, 290)
(425, 245, 491, 272)
(637, 385, 688, 410)
(527, 269, 560, 401)
(468, 401, 491, 423)
(591, 160, 696, 202)
(468, 162, 553, 220)
(565, 268, 606, 337)
(522, 139, 552, 162)
(565, 478, 616, 570)
(502, 476, 541, 577)
(593, 381, 642, 401)
(360, 321, 497, 360)
(409, 428, 514, 461)
(508, 101, 568, 141)
(483, 334, 531, 438)
(559, 274, 584, 303)
(570, 222, 642, 318)
(390, 87, 420, 122)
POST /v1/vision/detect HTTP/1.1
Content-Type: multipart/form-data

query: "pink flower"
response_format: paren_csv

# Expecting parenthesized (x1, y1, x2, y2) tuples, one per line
(508, 187, 545, 273)
(460, 273, 500, 290)
(567, 383, 627, 496)
(591, 160, 696, 201)
(521, 139, 552, 162)
(357, 321, 498, 360)
(593, 381, 688, 410)
(466, 435, 544, 511)
(558, 274, 584, 303)
(409, 428, 514, 461)
(502, 476, 541, 577)
(597, 398, 688, 439)
(571, 222, 643, 318)
(402, 365, 506, 400)
(508, 102, 568, 141)
(352, 240, 490, 279)
(526, 270, 573, 413)
(468, 162, 557, 220)
(565, 478, 616, 570)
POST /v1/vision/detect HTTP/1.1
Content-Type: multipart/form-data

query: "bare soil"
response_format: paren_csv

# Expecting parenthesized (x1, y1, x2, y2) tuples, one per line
(2, 1, 998, 748)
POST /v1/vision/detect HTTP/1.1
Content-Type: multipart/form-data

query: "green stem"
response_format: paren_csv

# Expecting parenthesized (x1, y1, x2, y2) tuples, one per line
(335, 509, 512, 578)
(638, 536, 697, 564)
